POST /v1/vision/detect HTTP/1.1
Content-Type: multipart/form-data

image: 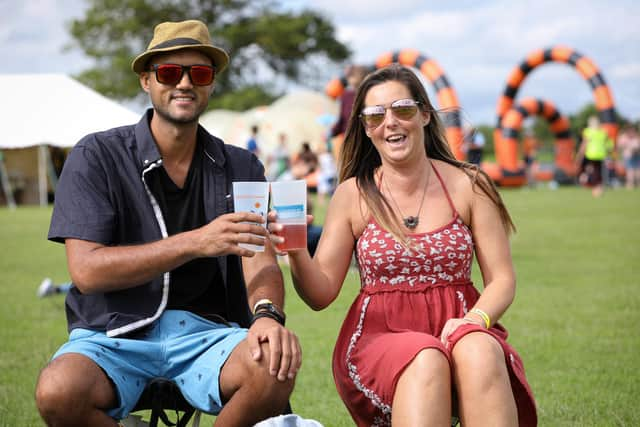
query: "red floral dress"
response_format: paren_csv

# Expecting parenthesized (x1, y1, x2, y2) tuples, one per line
(331, 166, 537, 426)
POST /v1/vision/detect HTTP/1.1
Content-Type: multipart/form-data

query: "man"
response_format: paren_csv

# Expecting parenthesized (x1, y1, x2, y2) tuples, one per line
(578, 115, 614, 197)
(35, 20, 300, 426)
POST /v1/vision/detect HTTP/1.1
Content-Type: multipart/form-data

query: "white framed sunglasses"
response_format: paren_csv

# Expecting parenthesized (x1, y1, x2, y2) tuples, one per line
(360, 98, 422, 130)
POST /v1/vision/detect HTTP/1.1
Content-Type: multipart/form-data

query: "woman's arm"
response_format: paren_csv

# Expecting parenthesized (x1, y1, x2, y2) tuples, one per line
(282, 180, 359, 310)
(467, 175, 516, 326)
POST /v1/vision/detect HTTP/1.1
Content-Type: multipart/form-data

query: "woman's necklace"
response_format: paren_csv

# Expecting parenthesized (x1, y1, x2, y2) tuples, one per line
(384, 166, 431, 230)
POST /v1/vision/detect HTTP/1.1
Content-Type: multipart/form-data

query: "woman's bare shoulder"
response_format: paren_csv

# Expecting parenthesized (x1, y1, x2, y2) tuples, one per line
(332, 177, 359, 201)
(431, 159, 474, 193)
(329, 177, 369, 235)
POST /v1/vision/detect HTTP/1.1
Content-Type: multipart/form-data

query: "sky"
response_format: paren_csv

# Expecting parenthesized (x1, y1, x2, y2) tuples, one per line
(2, 0, 639, 125)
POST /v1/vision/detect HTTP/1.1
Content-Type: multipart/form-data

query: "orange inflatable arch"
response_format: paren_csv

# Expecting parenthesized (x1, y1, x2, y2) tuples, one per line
(485, 97, 575, 184)
(325, 49, 465, 160)
(493, 45, 618, 186)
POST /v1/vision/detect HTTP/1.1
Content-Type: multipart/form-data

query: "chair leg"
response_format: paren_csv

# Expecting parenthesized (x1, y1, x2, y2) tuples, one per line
(120, 414, 150, 426)
(191, 411, 201, 427)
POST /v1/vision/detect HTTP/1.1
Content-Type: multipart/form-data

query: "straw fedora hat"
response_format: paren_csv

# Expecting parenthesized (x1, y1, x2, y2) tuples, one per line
(131, 20, 229, 73)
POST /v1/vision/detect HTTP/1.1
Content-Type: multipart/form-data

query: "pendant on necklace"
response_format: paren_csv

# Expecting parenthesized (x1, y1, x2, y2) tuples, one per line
(403, 216, 419, 229)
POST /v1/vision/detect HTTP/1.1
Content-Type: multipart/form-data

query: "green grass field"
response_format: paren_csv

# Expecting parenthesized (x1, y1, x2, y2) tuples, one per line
(1, 186, 639, 426)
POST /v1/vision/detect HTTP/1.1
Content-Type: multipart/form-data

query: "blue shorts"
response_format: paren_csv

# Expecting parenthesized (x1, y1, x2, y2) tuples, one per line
(52, 310, 247, 420)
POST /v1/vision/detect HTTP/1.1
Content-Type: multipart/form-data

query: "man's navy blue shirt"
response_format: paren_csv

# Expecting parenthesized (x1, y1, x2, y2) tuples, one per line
(48, 110, 266, 337)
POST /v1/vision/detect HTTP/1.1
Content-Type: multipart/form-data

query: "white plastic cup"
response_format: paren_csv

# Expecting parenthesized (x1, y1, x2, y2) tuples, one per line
(232, 181, 269, 252)
(270, 180, 307, 251)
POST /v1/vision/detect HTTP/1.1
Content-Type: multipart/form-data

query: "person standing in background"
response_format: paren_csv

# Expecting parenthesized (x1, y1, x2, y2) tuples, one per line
(463, 124, 485, 166)
(267, 132, 291, 181)
(330, 65, 368, 159)
(577, 115, 614, 197)
(522, 128, 540, 187)
(247, 124, 262, 160)
(616, 124, 640, 189)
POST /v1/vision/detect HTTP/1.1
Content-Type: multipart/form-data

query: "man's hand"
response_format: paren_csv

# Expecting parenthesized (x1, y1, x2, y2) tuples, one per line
(194, 212, 269, 258)
(247, 317, 302, 381)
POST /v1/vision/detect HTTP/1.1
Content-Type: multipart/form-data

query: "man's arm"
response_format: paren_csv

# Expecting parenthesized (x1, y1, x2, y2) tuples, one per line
(241, 241, 301, 382)
(66, 212, 269, 294)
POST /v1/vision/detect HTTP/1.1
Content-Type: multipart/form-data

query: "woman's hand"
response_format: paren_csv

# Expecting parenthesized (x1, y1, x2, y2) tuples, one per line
(440, 316, 485, 348)
(266, 210, 313, 256)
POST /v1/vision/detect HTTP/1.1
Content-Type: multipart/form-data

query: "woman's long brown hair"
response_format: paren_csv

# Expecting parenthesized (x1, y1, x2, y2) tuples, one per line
(338, 64, 515, 245)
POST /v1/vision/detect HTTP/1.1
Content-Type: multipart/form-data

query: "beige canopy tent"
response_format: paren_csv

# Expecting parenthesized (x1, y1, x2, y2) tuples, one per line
(0, 74, 140, 206)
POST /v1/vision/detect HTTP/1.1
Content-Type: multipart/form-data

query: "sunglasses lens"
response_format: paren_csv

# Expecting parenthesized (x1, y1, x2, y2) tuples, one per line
(392, 105, 418, 120)
(361, 106, 385, 129)
(156, 64, 183, 85)
(363, 114, 384, 128)
(189, 65, 215, 85)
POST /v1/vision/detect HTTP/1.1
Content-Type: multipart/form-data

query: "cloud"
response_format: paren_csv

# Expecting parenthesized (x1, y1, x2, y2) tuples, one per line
(309, 0, 640, 122)
(611, 63, 640, 79)
(3, 0, 638, 122)
(2, 0, 89, 73)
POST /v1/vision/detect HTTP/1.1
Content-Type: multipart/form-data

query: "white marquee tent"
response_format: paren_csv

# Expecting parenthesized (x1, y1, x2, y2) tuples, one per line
(0, 76, 339, 206)
(0, 74, 140, 206)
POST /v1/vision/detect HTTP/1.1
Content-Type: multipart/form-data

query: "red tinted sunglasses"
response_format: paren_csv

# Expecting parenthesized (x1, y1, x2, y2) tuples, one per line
(151, 63, 216, 86)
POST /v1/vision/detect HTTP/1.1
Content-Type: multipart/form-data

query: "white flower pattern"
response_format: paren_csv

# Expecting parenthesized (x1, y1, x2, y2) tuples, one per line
(356, 217, 473, 289)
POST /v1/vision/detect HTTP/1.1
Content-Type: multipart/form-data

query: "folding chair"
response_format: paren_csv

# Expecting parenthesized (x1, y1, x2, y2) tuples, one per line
(121, 377, 293, 427)
(121, 378, 201, 427)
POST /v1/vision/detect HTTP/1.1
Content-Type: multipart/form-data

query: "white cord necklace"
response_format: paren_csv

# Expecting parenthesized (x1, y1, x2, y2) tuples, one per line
(384, 166, 431, 230)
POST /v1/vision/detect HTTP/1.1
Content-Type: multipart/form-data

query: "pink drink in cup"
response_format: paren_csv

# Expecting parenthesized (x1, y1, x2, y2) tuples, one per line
(271, 180, 307, 251)
(274, 216, 307, 252)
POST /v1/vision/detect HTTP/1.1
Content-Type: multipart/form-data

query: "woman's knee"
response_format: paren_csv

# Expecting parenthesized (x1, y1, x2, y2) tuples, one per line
(451, 332, 506, 379)
(403, 348, 450, 386)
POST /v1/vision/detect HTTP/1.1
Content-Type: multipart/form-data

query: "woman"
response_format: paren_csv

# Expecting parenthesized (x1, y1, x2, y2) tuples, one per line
(270, 64, 536, 426)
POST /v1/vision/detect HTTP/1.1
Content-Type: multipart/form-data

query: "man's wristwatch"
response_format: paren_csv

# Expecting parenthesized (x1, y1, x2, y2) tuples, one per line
(252, 299, 286, 325)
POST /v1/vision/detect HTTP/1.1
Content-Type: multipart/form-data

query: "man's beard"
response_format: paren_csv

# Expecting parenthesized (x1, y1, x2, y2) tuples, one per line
(152, 95, 207, 125)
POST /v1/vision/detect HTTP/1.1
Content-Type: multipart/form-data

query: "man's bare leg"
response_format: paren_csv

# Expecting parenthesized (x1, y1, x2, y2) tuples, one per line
(216, 340, 295, 426)
(35, 353, 119, 427)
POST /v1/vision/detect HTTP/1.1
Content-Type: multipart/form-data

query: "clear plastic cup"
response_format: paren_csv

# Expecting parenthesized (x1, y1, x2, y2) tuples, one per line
(232, 181, 269, 252)
(270, 180, 307, 251)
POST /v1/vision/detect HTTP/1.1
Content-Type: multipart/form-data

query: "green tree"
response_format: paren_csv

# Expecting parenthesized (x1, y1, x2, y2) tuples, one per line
(569, 103, 599, 139)
(569, 103, 630, 142)
(67, 0, 350, 110)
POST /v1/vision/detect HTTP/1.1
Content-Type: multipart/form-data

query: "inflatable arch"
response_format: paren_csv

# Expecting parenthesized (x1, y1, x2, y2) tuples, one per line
(493, 45, 618, 186)
(484, 97, 575, 186)
(326, 49, 465, 160)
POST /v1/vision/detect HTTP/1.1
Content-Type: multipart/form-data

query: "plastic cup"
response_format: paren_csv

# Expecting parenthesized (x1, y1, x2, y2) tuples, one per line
(270, 180, 307, 251)
(232, 181, 269, 252)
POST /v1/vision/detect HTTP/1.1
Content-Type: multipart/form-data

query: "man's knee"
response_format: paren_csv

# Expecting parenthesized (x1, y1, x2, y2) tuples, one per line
(35, 354, 116, 421)
(245, 341, 295, 397)
(222, 341, 295, 404)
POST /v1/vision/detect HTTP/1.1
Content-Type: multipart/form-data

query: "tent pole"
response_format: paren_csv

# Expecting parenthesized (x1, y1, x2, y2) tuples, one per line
(0, 150, 16, 209)
(38, 145, 48, 206)
(46, 146, 59, 193)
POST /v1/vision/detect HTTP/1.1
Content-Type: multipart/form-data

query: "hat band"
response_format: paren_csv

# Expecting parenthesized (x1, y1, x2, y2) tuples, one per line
(150, 37, 205, 51)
